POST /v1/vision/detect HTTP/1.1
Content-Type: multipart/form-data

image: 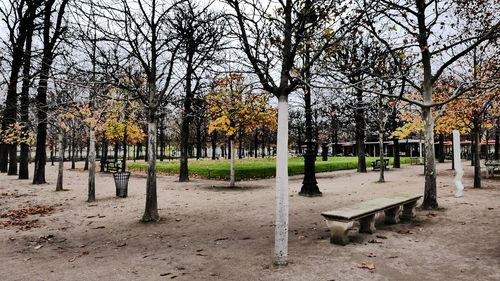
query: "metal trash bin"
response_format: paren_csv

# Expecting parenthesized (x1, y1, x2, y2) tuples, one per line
(113, 172, 130, 198)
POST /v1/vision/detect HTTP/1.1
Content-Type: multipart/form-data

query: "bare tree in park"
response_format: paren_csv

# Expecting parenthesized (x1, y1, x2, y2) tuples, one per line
(32, 0, 71, 184)
(171, 1, 225, 182)
(225, 0, 367, 265)
(96, 0, 184, 222)
(69, 0, 107, 202)
(365, 0, 500, 209)
(0, 0, 42, 176)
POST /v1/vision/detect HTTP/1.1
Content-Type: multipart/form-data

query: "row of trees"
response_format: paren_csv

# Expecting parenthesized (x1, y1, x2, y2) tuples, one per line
(0, 0, 498, 266)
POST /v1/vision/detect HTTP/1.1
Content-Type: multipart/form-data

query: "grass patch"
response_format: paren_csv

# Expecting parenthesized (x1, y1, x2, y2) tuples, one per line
(128, 156, 411, 181)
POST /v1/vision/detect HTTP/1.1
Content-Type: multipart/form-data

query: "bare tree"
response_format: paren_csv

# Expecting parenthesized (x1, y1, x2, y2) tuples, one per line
(96, 0, 183, 222)
(32, 0, 71, 184)
(0, 0, 42, 175)
(225, 0, 366, 265)
(365, 0, 500, 209)
(171, 1, 225, 182)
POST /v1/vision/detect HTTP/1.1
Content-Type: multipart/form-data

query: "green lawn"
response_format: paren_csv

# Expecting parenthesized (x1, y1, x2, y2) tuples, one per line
(127, 156, 411, 181)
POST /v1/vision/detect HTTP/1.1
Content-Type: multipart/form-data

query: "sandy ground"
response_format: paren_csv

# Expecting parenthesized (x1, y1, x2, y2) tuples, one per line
(0, 160, 499, 281)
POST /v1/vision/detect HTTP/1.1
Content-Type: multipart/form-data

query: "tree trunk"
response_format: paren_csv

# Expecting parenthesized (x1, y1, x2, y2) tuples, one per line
(142, 111, 159, 222)
(71, 134, 76, 169)
(438, 133, 445, 163)
(495, 121, 499, 160)
(88, 124, 96, 202)
(100, 140, 107, 173)
(451, 136, 455, 170)
(261, 131, 266, 158)
(84, 141, 89, 171)
(379, 131, 385, 183)
(211, 132, 217, 160)
(32, 57, 53, 184)
(56, 131, 64, 191)
(196, 122, 202, 160)
(238, 134, 243, 159)
(179, 50, 195, 182)
(274, 94, 289, 266)
(3, 28, 25, 176)
(121, 119, 128, 172)
(19, 28, 33, 179)
(0, 146, 7, 173)
(422, 107, 438, 209)
(230, 138, 236, 187)
(393, 138, 400, 168)
(473, 126, 481, 188)
(114, 142, 119, 163)
(254, 129, 259, 158)
(355, 89, 366, 172)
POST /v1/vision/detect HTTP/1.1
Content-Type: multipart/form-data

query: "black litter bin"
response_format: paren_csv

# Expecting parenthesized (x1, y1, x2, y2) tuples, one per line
(113, 172, 131, 198)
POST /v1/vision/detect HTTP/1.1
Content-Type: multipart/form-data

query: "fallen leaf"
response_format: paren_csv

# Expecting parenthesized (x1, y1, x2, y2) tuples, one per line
(68, 256, 77, 262)
(356, 262, 375, 270)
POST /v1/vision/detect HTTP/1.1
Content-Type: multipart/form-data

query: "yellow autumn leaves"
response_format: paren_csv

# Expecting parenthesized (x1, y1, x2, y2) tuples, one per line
(207, 74, 277, 138)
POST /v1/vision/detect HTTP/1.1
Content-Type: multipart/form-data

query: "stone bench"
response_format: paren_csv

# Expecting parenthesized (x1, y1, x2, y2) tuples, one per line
(321, 194, 422, 245)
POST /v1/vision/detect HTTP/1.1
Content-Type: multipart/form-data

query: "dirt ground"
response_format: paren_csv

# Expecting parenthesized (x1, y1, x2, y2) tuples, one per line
(1, 160, 499, 281)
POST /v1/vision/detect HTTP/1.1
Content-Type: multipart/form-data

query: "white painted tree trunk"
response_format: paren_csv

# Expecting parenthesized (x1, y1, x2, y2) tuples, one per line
(88, 124, 96, 202)
(453, 130, 464, 197)
(379, 130, 385, 183)
(230, 138, 235, 187)
(419, 133, 423, 158)
(142, 119, 159, 221)
(274, 95, 289, 266)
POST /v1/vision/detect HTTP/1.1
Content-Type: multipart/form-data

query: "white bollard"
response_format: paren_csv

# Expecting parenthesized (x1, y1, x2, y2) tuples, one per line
(453, 130, 464, 197)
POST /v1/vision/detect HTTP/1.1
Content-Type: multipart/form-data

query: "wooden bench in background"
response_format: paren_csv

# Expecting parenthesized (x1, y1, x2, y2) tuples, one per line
(371, 159, 389, 171)
(321, 194, 422, 245)
(105, 161, 121, 173)
(410, 157, 424, 165)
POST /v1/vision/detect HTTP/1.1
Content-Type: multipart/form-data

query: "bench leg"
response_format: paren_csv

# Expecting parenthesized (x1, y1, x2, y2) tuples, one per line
(359, 214, 376, 234)
(325, 220, 353, 245)
(384, 206, 401, 224)
(401, 201, 417, 221)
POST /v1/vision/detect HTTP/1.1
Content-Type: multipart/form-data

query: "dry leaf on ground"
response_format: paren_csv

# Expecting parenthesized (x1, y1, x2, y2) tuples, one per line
(356, 262, 376, 270)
